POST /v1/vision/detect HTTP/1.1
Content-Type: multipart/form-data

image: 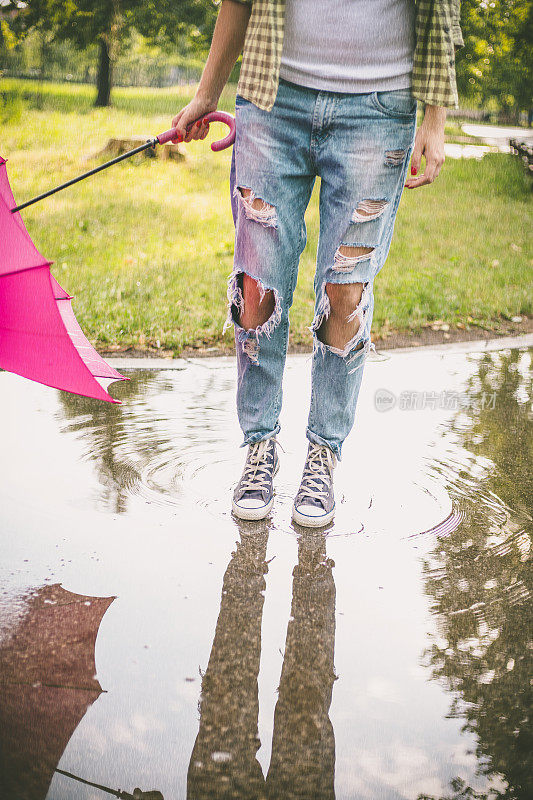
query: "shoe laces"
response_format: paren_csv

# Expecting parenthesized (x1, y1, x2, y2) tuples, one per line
(298, 444, 335, 502)
(239, 438, 277, 493)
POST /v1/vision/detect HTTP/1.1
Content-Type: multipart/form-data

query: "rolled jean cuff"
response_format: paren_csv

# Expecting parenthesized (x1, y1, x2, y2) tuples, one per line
(242, 424, 281, 448)
(306, 428, 342, 462)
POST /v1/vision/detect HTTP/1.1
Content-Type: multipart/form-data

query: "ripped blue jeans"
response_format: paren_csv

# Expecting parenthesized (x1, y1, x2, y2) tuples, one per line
(225, 78, 417, 460)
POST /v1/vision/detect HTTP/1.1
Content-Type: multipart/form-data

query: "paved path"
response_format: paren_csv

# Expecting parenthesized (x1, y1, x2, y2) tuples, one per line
(462, 122, 533, 145)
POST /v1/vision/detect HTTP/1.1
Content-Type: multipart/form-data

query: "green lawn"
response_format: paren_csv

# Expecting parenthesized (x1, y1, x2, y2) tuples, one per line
(2, 79, 531, 355)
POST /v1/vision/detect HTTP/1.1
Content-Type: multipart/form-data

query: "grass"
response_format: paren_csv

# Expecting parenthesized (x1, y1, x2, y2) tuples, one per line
(1, 78, 531, 355)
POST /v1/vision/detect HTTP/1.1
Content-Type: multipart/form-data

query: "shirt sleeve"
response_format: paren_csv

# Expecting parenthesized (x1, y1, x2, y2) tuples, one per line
(452, 0, 465, 51)
(412, 0, 462, 109)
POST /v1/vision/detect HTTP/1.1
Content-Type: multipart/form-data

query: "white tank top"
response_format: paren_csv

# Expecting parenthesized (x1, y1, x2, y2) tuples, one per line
(279, 0, 416, 93)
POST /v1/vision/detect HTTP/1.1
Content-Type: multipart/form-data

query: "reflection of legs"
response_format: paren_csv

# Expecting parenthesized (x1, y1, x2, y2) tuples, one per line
(266, 534, 336, 800)
(187, 523, 270, 799)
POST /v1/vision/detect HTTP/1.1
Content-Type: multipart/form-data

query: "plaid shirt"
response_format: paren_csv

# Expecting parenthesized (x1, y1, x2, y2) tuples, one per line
(229, 0, 464, 111)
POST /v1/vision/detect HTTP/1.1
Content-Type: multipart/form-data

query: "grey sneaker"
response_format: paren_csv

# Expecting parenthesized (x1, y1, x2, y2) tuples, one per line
(292, 442, 336, 527)
(232, 437, 279, 521)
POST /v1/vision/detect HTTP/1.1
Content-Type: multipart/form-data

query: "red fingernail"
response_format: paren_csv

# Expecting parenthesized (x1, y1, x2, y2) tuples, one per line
(177, 134, 183, 142)
(196, 120, 202, 127)
(411, 166, 417, 175)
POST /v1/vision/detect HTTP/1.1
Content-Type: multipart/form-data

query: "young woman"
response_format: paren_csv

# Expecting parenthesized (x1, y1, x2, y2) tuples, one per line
(172, 0, 464, 526)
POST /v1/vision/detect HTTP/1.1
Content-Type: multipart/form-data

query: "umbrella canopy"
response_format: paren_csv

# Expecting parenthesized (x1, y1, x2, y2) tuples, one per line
(0, 156, 128, 404)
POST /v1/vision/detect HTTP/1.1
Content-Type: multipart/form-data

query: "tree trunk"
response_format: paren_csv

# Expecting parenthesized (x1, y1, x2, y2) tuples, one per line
(36, 30, 48, 110)
(95, 37, 112, 107)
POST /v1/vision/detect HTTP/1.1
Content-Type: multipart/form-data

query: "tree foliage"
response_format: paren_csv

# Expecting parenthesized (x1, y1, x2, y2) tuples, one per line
(457, 0, 533, 115)
(4, 1, 532, 114)
(3, 0, 217, 105)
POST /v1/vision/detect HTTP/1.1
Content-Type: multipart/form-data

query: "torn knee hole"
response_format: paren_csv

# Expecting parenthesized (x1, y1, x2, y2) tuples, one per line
(242, 337, 260, 362)
(324, 282, 365, 319)
(239, 187, 265, 211)
(223, 269, 283, 362)
(351, 199, 388, 222)
(235, 186, 278, 228)
(239, 273, 276, 330)
(333, 244, 374, 271)
(385, 149, 406, 167)
(313, 282, 371, 357)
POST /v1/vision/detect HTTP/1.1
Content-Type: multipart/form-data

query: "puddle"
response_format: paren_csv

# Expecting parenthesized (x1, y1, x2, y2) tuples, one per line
(0, 346, 531, 799)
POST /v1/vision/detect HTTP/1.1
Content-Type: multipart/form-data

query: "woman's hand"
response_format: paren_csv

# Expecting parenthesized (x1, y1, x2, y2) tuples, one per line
(171, 93, 218, 144)
(405, 105, 447, 188)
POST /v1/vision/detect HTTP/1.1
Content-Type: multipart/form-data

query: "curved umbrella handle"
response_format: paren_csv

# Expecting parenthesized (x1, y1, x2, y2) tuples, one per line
(156, 111, 236, 152)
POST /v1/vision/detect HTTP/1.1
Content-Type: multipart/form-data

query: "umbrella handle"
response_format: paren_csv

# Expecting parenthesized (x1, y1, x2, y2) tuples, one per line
(156, 111, 236, 151)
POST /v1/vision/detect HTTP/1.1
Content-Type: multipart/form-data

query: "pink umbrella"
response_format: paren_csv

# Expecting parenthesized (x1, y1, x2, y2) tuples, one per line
(0, 112, 235, 404)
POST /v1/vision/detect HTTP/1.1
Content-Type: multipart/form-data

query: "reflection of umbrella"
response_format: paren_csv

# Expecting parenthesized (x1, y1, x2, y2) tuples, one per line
(55, 768, 164, 800)
(0, 157, 128, 404)
(0, 584, 115, 800)
(0, 112, 235, 404)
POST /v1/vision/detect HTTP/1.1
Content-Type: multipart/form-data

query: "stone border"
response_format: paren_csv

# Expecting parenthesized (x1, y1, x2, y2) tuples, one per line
(105, 333, 533, 370)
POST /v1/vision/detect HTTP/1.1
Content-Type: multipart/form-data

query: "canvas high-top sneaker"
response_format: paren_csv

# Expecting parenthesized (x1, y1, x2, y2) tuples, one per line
(232, 437, 279, 521)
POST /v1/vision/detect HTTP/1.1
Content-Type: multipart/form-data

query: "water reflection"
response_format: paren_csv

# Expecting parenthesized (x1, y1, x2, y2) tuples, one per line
(420, 350, 532, 800)
(188, 523, 336, 799)
(57, 370, 173, 513)
(3, 347, 531, 798)
(0, 585, 114, 800)
(56, 368, 234, 513)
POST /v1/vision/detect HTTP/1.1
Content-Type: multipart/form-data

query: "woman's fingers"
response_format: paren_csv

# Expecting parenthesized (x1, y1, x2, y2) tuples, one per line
(405, 172, 430, 188)
(183, 117, 210, 143)
(199, 120, 210, 140)
(405, 152, 445, 188)
(173, 107, 200, 141)
(410, 137, 423, 177)
(170, 106, 213, 145)
(183, 116, 199, 143)
(171, 110, 184, 139)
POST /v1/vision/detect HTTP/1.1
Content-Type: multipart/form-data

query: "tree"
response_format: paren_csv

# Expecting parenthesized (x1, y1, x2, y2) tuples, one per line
(6, 0, 217, 106)
(457, 0, 533, 119)
(2, 0, 69, 99)
(1, 0, 44, 72)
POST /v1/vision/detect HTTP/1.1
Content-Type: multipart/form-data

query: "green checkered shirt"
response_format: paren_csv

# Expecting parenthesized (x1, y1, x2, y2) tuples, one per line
(229, 0, 464, 110)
